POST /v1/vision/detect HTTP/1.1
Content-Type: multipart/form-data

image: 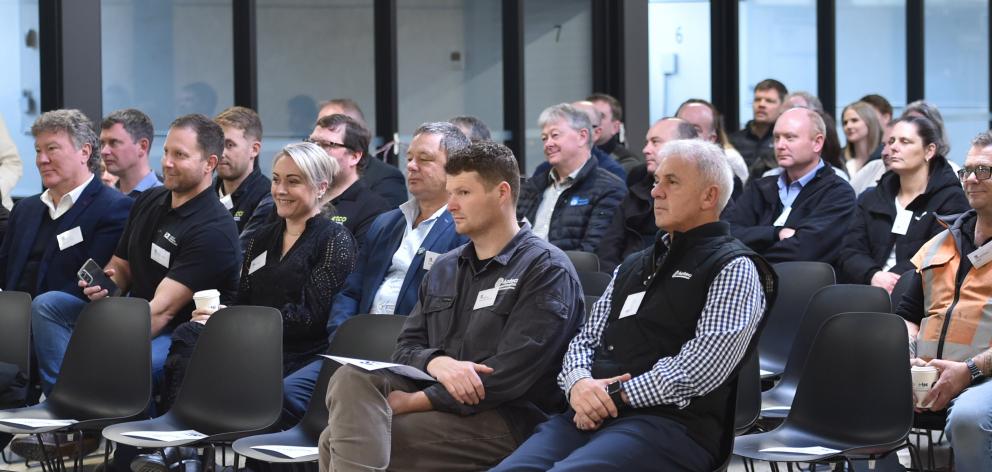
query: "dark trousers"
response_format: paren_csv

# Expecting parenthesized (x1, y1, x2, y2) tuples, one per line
(490, 411, 714, 472)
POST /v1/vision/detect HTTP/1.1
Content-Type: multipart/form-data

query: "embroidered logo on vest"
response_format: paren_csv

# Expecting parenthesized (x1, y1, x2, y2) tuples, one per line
(672, 270, 693, 280)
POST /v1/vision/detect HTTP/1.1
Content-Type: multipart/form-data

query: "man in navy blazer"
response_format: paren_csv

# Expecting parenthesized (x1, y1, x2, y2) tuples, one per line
(280, 121, 470, 424)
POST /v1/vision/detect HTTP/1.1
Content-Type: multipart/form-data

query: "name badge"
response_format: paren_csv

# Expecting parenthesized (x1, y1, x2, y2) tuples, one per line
(473, 287, 498, 310)
(150, 243, 171, 268)
(968, 243, 992, 269)
(56, 226, 84, 251)
(773, 206, 792, 227)
(891, 208, 913, 235)
(569, 196, 590, 206)
(423, 250, 440, 271)
(220, 194, 234, 211)
(618, 291, 645, 319)
(249, 251, 267, 275)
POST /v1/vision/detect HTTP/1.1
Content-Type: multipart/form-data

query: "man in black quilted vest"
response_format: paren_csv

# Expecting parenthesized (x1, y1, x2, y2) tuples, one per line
(493, 139, 777, 472)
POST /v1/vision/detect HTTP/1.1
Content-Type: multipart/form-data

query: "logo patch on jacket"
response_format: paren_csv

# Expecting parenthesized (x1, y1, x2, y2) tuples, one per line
(569, 196, 589, 206)
(672, 270, 692, 280)
(495, 277, 518, 291)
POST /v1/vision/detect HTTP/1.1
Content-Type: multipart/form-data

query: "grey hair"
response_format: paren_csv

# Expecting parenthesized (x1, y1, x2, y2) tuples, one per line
(903, 100, 950, 156)
(784, 91, 824, 113)
(32, 109, 101, 174)
(537, 103, 594, 148)
(413, 121, 471, 156)
(273, 142, 339, 207)
(658, 139, 734, 211)
(971, 130, 992, 150)
(449, 115, 492, 143)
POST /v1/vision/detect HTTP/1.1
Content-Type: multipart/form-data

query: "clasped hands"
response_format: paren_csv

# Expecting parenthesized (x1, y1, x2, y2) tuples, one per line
(568, 373, 631, 431)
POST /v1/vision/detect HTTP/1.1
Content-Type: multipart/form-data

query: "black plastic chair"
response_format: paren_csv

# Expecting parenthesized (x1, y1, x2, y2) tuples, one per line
(0, 297, 152, 472)
(0, 291, 32, 375)
(712, 349, 762, 472)
(734, 312, 917, 469)
(760, 284, 890, 419)
(231, 314, 407, 463)
(577, 271, 612, 298)
(565, 250, 600, 273)
(758, 262, 835, 378)
(583, 295, 600, 321)
(102, 306, 283, 466)
(889, 269, 917, 313)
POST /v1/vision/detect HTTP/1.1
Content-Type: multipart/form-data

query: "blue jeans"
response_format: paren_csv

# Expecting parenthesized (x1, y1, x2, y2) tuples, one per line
(282, 359, 322, 425)
(490, 411, 714, 472)
(946, 378, 992, 472)
(31, 291, 172, 395)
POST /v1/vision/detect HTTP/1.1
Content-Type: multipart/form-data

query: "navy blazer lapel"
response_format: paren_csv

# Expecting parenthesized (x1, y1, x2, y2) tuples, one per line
(399, 211, 454, 296)
(7, 199, 45, 286)
(359, 212, 408, 313)
(37, 178, 104, 287)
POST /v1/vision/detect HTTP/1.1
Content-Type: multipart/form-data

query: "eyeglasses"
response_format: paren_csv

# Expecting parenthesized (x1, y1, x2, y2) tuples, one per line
(305, 137, 352, 153)
(957, 165, 992, 182)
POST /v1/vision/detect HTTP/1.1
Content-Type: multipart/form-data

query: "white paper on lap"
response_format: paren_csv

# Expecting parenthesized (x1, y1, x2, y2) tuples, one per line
(320, 355, 435, 382)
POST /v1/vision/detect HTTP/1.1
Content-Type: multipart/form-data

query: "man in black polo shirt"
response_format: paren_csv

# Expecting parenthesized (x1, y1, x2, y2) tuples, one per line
(213, 106, 273, 251)
(32, 114, 241, 398)
(309, 114, 391, 245)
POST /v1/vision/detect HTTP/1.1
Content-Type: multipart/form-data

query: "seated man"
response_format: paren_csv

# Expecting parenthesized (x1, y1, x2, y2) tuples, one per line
(517, 103, 626, 253)
(309, 113, 392, 245)
(896, 131, 992, 472)
(2, 109, 131, 460)
(588, 93, 643, 174)
(318, 142, 584, 471)
(99, 108, 162, 197)
(213, 106, 274, 249)
(596, 118, 698, 271)
(492, 139, 776, 472)
(282, 121, 470, 422)
(728, 107, 855, 264)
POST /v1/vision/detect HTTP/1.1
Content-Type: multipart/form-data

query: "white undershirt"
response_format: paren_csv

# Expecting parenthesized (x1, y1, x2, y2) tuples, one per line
(40, 174, 94, 220)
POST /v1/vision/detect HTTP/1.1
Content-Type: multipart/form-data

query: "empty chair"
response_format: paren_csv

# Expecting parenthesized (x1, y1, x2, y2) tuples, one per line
(565, 250, 600, 273)
(760, 285, 890, 419)
(0, 297, 151, 471)
(733, 312, 917, 469)
(758, 262, 836, 378)
(577, 271, 612, 298)
(103, 306, 283, 464)
(232, 314, 407, 464)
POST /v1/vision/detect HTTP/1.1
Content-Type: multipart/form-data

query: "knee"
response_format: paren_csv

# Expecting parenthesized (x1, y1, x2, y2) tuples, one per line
(946, 393, 992, 447)
(326, 365, 372, 404)
(30, 291, 79, 322)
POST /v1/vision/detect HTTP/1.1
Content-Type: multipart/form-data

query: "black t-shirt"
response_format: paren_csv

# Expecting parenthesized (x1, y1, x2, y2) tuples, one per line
(326, 179, 393, 246)
(114, 186, 242, 328)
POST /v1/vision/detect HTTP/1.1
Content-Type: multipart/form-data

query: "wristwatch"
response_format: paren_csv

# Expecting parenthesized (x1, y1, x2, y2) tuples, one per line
(606, 380, 625, 410)
(966, 358, 983, 383)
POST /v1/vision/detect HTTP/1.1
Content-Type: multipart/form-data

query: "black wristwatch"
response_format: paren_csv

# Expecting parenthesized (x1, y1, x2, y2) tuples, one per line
(966, 358, 983, 383)
(607, 380, 625, 410)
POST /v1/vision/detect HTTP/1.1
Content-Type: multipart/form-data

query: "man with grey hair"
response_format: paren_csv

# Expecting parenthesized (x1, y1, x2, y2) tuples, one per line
(449, 115, 492, 143)
(729, 107, 856, 264)
(280, 122, 470, 427)
(2, 109, 132, 459)
(100, 108, 161, 197)
(493, 139, 777, 472)
(517, 103, 626, 253)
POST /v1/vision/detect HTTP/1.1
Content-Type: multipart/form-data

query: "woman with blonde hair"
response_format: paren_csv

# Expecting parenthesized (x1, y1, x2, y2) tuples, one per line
(841, 101, 884, 177)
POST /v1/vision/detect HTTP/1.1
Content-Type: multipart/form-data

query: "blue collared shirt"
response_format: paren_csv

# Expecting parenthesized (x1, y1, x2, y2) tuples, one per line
(126, 171, 163, 198)
(777, 159, 824, 208)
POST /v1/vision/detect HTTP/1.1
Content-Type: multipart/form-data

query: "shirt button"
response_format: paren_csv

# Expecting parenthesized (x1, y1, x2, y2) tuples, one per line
(607, 345, 614, 351)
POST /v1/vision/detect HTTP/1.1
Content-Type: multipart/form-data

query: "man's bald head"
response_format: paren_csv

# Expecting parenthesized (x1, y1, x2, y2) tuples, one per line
(643, 118, 698, 173)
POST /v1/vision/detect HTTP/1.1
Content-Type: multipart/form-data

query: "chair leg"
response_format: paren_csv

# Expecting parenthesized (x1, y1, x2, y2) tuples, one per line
(103, 440, 113, 469)
(233, 452, 240, 471)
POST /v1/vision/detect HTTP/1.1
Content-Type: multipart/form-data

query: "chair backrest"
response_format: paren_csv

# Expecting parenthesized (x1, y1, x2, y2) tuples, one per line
(786, 312, 912, 446)
(577, 271, 612, 298)
(758, 262, 835, 371)
(565, 251, 600, 273)
(301, 314, 407, 436)
(734, 349, 761, 434)
(889, 269, 917, 313)
(778, 284, 891, 389)
(172, 306, 283, 435)
(584, 295, 600, 321)
(0, 291, 32, 373)
(48, 297, 151, 421)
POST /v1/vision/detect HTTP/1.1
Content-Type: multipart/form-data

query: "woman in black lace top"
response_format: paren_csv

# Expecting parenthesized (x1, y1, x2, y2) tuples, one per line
(161, 142, 356, 409)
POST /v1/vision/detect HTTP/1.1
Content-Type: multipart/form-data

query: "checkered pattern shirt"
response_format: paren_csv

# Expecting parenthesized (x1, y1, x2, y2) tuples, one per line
(559, 251, 766, 409)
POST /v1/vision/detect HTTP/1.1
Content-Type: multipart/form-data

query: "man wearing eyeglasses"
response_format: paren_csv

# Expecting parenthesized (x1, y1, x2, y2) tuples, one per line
(896, 131, 992, 472)
(309, 114, 392, 245)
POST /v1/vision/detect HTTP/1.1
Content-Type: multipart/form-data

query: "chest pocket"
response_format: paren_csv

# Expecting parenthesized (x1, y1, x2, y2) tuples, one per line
(422, 295, 455, 343)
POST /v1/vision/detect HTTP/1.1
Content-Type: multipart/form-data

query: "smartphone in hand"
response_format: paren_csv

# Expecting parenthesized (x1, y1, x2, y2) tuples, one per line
(77, 258, 121, 297)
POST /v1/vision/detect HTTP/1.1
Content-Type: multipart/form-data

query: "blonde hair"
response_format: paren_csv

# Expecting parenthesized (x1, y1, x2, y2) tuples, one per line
(272, 142, 338, 207)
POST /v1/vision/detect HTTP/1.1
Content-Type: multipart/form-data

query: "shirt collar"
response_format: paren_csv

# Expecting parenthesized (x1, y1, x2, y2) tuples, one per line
(162, 185, 216, 217)
(778, 158, 824, 190)
(547, 163, 583, 186)
(41, 174, 94, 214)
(459, 223, 533, 267)
(400, 199, 447, 229)
(134, 171, 162, 193)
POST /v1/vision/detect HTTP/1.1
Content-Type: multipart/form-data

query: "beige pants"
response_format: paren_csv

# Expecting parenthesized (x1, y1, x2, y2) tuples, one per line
(318, 365, 518, 472)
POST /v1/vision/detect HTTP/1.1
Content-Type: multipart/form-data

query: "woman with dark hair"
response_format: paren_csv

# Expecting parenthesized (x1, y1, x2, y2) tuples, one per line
(838, 116, 969, 292)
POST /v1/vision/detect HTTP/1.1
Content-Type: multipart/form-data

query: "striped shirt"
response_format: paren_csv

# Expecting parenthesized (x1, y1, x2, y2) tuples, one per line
(559, 243, 766, 409)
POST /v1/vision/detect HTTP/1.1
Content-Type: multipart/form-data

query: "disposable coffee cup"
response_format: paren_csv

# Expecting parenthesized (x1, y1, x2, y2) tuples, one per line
(193, 289, 221, 311)
(911, 365, 939, 409)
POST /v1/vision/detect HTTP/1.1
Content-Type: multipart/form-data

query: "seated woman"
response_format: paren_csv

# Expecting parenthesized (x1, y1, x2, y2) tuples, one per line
(841, 101, 884, 179)
(162, 141, 358, 408)
(838, 115, 969, 292)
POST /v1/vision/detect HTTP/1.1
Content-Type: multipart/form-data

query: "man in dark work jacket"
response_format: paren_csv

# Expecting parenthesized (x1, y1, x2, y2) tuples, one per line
(492, 139, 776, 472)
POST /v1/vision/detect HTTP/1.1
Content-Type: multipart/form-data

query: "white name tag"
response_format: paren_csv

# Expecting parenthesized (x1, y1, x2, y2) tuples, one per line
(150, 243, 171, 268)
(249, 251, 267, 275)
(56, 226, 84, 251)
(423, 251, 440, 271)
(773, 206, 792, 227)
(473, 287, 498, 310)
(220, 194, 234, 211)
(968, 243, 992, 269)
(618, 291, 646, 319)
(891, 208, 913, 235)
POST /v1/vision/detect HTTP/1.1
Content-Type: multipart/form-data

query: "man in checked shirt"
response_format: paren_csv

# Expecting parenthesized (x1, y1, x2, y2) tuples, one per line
(493, 139, 778, 472)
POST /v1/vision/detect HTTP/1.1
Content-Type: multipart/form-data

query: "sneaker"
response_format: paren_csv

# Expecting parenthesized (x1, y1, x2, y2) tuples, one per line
(9, 432, 100, 461)
(129, 447, 199, 472)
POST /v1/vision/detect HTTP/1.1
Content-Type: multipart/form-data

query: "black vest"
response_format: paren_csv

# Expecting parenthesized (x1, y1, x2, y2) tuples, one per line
(592, 221, 776, 460)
